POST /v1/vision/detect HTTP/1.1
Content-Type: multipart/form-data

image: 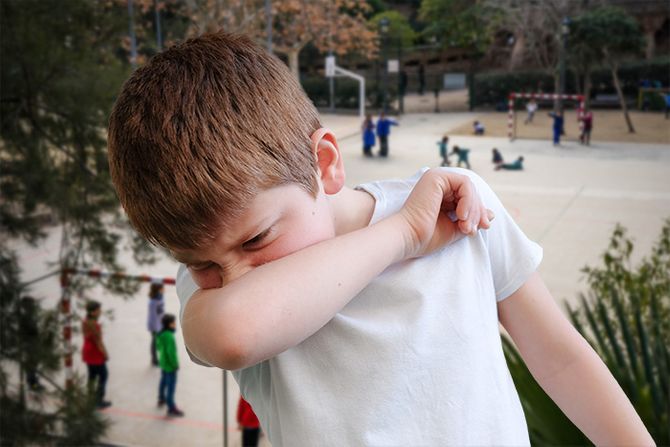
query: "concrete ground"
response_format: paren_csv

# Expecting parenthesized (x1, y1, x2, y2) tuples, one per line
(13, 112, 670, 447)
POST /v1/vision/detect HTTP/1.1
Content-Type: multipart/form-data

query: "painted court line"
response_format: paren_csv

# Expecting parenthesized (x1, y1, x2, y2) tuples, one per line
(101, 407, 236, 432)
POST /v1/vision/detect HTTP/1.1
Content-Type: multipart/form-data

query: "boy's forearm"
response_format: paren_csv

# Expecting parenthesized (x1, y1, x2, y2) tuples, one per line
(536, 337, 654, 445)
(182, 215, 409, 370)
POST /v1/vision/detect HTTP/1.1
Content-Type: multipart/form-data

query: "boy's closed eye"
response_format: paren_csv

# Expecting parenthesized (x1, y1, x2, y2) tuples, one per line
(188, 261, 216, 272)
(242, 226, 275, 251)
(187, 225, 276, 265)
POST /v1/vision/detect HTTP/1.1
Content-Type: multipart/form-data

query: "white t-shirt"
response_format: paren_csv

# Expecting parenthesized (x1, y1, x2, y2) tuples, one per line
(176, 168, 542, 446)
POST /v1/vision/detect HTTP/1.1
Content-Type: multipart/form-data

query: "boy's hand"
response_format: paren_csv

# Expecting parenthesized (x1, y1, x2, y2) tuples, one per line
(397, 169, 493, 259)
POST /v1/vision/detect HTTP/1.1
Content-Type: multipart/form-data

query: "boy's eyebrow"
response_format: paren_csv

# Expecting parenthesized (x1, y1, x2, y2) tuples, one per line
(170, 249, 207, 266)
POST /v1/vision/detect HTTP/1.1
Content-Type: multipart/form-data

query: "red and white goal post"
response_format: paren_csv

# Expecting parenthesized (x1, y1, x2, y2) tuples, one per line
(507, 92, 585, 141)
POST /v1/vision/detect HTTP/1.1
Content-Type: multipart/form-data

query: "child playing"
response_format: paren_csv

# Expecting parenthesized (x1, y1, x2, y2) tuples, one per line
(107, 32, 652, 446)
(82, 300, 111, 409)
(473, 120, 485, 135)
(580, 110, 593, 146)
(156, 314, 184, 417)
(147, 283, 165, 366)
(376, 111, 398, 157)
(495, 156, 525, 171)
(524, 99, 537, 124)
(436, 135, 449, 166)
(237, 397, 261, 447)
(491, 147, 504, 169)
(549, 110, 565, 146)
(361, 114, 375, 157)
(450, 145, 471, 169)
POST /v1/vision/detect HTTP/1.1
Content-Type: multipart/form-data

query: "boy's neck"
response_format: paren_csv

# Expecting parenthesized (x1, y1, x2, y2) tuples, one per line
(329, 186, 375, 236)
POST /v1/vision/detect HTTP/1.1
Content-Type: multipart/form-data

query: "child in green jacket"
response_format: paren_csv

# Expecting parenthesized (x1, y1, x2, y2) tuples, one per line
(156, 314, 184, 417)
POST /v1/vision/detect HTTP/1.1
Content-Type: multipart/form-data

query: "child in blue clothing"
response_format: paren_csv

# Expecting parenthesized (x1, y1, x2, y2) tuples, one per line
(361, 115, 375, 157)
(549, 111, 564, 146)
(376, 112, 398, 157)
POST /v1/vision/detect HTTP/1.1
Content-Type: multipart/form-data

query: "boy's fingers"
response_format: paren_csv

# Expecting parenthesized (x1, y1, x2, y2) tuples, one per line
(478, 205, 493, 230)
(468, 204, 480, 235)
(452, 177, 474, 224)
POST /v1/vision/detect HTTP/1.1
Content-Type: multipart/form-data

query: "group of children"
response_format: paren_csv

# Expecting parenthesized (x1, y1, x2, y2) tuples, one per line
(436, 135, 471, 169)
(526, 98, 594, 146)
(361, 112, 398, 157)
(83, 287, 262, 444)
(81, 286, 183, 417)
(437, 136, 523, 171)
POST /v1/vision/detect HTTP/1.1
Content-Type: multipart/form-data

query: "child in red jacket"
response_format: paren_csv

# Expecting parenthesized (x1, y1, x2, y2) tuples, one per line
(82, 300, 111, 409)
(237, 397, 260, 447)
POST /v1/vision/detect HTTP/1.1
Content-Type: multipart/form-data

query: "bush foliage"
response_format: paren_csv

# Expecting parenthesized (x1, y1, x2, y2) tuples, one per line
(472, 58, 670, 109)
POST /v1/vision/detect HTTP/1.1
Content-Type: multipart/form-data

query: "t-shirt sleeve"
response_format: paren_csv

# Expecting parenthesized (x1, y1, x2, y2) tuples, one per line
(176, 264, 213, 367)
(451, 168, 543, 301)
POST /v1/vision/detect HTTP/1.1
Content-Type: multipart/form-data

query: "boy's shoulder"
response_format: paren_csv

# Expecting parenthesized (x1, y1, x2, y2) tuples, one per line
(357, 167, 490, 222)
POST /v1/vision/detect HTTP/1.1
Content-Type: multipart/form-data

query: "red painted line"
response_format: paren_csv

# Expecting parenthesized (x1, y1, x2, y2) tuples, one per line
(100, 407, 238, 432)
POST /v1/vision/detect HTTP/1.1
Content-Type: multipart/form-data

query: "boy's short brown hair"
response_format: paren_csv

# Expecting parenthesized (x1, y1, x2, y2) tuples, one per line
(108, 32, 321, 250)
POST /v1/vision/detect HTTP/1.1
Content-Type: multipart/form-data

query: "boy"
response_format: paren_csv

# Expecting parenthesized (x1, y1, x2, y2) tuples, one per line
(108, 32, 652, 445)
(450, 145, 471, 169)
(237, 397, 261, 447)
(156, 314, 184, 417)
(82, 300, 111, 409)
(437, 135, 449, 167)
(524, 99, 537, 124)
(495, 156, 524, 171)
(376, 111, 398, 157)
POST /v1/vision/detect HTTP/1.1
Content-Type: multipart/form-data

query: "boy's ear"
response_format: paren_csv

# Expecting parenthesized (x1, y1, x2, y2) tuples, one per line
(311, 128, 345, 195)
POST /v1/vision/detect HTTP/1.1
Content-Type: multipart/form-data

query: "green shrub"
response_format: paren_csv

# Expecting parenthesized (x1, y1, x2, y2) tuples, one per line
(473, 58, 670, 108)
(302, 76, 398, 111)
(504, 219, 670, 445)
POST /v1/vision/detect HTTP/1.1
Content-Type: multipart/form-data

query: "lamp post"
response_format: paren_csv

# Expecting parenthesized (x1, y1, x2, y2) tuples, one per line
(265, 0, 272, 53)
(153, 0, 162, 51)
(558, 16, 570, 112)
(127, 0, 138, 68)
(398, 42, 405, 114)
(379, 17, 390, 114)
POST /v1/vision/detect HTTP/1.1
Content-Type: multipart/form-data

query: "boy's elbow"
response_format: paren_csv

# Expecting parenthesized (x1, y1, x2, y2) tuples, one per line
(209, 335, 253, 370)
(182, 304, 256, 370)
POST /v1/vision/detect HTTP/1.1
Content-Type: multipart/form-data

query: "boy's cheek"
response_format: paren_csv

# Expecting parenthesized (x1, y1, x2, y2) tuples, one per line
(262, 228, 335, 262)
(190, 268, 223, 290)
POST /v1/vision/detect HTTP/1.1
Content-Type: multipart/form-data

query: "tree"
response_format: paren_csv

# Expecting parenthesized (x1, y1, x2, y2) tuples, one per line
(481, 0, 576, 74)
(570, 7, 644, 133)
(122, 0, 191, 62)
(181, 0, 377, 78)
(1, 0, 154, 443)
(419, 0, 497, 110)
(420, 0, 495, 52)
(369, 11, 417, 50)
